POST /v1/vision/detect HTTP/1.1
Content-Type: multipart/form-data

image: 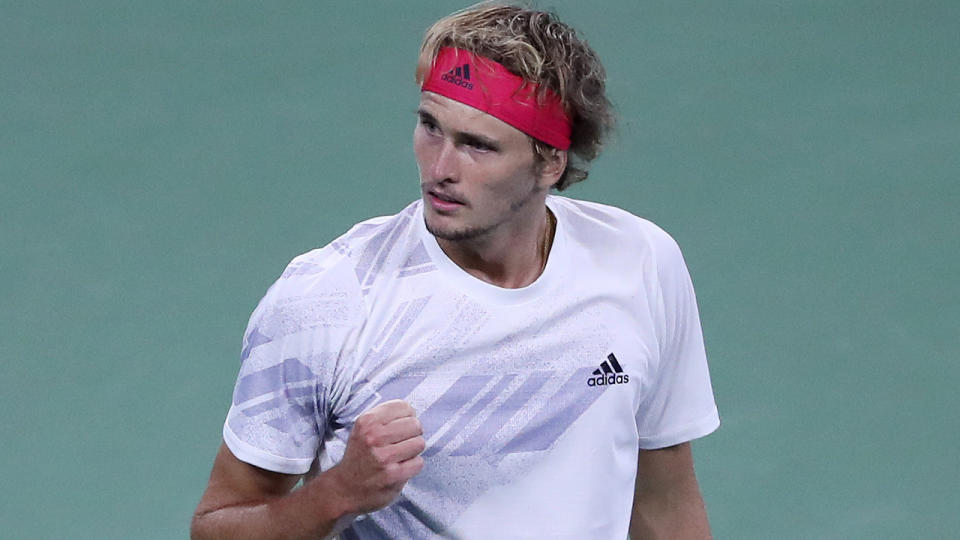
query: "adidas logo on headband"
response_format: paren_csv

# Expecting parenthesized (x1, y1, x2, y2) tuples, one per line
(440, 63, 473, 90)
(422, 48, 572, 149)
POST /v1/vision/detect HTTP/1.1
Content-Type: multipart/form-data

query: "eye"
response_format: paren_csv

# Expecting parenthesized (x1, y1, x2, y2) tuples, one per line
(419, 116, 440, 135)
(465, 139, 496, 153)
(469, 141, 490, 151)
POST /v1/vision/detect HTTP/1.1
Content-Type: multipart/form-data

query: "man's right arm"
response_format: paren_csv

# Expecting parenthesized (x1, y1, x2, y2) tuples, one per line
(191, 400, 426, 540)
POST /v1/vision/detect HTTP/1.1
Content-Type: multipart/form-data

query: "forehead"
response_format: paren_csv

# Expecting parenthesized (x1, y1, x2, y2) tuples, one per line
(419, 92, 529, 144)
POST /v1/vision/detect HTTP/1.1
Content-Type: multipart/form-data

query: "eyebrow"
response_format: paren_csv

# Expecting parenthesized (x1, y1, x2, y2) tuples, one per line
(417, 109, 501, 150)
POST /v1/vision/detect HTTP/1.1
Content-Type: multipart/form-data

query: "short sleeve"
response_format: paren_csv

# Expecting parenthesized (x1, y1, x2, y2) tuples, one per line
(635, 230, 719, 449)
(223, 251, 365, 474)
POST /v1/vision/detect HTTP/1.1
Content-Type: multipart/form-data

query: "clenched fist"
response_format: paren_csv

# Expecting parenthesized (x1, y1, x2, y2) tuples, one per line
(329, 399, 426, 514)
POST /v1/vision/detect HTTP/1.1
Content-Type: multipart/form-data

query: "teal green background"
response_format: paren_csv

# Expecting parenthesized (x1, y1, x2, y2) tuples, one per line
(2, 1, 957, 538)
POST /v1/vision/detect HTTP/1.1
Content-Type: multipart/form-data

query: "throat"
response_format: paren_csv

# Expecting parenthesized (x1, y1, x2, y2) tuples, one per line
(438, 208, 555, 289)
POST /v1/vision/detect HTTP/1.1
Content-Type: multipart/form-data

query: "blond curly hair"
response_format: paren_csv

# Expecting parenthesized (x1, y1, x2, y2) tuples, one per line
(416, 2, 614, 190)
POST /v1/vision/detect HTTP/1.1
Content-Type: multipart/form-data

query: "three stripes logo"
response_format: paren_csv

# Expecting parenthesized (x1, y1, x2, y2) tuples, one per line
(587, 353, 629, 387)
(441, 63, 474, 90)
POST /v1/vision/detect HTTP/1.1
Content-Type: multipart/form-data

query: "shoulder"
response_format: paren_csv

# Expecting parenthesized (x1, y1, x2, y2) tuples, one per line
(549, 195, 684, 269)
(247, 202, 423, 341)
(271, 201, 422, 296)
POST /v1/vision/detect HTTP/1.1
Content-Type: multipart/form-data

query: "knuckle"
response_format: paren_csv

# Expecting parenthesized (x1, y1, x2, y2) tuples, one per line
(405, 456, 425, 477)
(371, 446, 392, 465)
(386, 399, 413, 415)
(363, 433, 380, 448)
(379, 399, 402, 412)
(382, 462, 402, 483)
(412, 436, 426, 454)
(354, 414, 372, 431)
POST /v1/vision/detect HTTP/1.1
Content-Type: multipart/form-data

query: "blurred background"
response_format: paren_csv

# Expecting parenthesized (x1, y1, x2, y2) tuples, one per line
(2, 1, 957, 538)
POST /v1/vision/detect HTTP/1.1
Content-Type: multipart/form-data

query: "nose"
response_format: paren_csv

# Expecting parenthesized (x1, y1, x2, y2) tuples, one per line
(430, 139, 459, 183)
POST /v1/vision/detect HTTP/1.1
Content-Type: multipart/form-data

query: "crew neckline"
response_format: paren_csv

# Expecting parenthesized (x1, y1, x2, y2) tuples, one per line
(417, 196, 568, 306)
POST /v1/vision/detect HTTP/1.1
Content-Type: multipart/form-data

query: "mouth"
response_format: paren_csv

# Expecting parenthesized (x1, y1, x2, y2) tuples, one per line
(426, 189, 466, 211)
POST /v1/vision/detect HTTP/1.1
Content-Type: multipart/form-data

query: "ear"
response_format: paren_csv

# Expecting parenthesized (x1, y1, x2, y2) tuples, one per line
(537, 149, 568, 189)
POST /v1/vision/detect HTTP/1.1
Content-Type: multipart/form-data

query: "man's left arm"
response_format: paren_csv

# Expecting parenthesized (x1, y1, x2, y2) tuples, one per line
(629, 442, 711, 540)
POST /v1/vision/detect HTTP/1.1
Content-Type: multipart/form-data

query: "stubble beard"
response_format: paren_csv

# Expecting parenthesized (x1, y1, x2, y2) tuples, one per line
(424, 182, 544, 243)
(425, 219, 491, 241)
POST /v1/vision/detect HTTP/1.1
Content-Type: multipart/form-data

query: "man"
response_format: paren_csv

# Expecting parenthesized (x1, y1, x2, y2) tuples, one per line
(192, 3, 719, 539)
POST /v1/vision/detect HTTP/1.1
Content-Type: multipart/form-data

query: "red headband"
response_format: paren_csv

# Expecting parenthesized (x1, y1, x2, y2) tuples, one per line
(421, 47, 572, 150)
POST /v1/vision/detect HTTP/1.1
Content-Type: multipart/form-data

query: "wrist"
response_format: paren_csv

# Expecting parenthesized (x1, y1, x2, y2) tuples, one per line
(307, 465, 359, 519)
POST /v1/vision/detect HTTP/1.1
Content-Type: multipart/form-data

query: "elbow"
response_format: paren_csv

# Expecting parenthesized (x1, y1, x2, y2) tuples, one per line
(190, 508, 217, 540)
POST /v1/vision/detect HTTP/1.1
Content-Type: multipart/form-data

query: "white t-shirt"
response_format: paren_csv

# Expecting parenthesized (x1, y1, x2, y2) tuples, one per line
(223, 195, 719, 539)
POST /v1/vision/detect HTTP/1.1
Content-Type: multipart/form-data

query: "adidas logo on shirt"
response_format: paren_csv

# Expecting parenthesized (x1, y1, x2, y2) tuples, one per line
(587, 353, 629, 387)
(440, 63, 474, 90)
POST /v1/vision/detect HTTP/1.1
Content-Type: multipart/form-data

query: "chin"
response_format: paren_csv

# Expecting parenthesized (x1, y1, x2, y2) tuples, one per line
(424, 215, 487, 241)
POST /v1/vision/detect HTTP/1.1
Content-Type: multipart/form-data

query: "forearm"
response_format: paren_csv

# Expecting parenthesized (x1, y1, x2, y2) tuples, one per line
(628, 482, 711, 540)
(191, 469, 352, 540)
(629, 442, 712, 540)
(193, 403, 424, 539)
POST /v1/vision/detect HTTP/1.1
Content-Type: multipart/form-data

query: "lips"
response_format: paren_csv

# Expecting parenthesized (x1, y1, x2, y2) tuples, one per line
(431, 191, 462, 204)
(426, 189, 466, 211)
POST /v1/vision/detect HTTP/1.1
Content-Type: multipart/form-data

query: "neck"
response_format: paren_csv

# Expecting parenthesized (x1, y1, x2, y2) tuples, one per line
(437, 206, 555, 289)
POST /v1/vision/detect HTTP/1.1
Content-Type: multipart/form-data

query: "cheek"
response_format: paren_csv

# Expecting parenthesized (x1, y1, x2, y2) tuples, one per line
(483, 165, 536, 198)
(412, 131, 430, 172)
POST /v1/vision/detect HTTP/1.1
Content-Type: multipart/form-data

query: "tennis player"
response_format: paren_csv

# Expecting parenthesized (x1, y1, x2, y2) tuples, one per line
(192, 3, 719, 539)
